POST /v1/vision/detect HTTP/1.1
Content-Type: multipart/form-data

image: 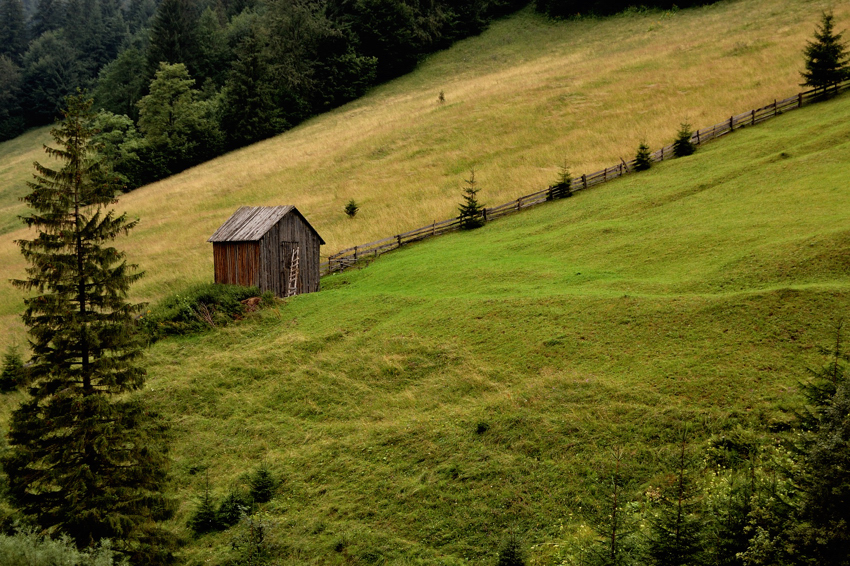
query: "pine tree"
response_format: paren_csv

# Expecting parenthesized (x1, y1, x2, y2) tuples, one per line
(645, 429, 704, 566)
(549, 158, 571, 200)
(30, 0, 66, 40)
(344, 199, 359, 218)
(458, 168, 484, 230)
(2, 94, 176, 564)
(146, 0, 200, 78)
(0, 345, 25, 392)
(672, 123, 696, 158)
(249, 465, 276, 504)
(801, 11, 849, 93)
(788, 322, 850, 564)
(633, 141, 652, 171)
(0, 0, 28, 64)
(496, 532, 526, 566)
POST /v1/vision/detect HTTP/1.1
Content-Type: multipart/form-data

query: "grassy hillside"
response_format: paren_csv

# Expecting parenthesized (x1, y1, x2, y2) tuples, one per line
(126, 91, 850, 565)
(1, 0, 848, 351)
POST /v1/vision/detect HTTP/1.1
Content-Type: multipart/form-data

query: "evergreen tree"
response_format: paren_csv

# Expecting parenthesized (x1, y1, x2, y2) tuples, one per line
(0, 345, 25, 392)
(458, 168, 484, 230)
(645, 429, 704, 566)
(188, 479, 221, 535)
(2, 94, 176, 564)
(787, 322, 850, 564)
(220, 27, 288, 148)
(801, 11, 849, 93)
(496, 532, 526, 566)
(344, 199, 359, 218)
(146, 0, 200, 78)
(549, 158, 571, 200)
(633, 141, 652, 171)
(249, 465, 276, 504)
(0, 0, 28, 64)
(21, 32, 84, 125)
(30, 0, 66, 40)
(672, 123, 696, 158)
(0, 55, 25, 140)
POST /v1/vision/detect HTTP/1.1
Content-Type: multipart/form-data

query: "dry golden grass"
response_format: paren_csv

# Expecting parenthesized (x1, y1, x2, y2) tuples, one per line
(0, 0, 847, 350)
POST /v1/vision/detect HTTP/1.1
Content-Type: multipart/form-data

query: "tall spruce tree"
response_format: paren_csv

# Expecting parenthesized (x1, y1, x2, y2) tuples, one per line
(2, 94, 176, 564)
(0, 0, 28, 64)
(801, 11, 849, 92)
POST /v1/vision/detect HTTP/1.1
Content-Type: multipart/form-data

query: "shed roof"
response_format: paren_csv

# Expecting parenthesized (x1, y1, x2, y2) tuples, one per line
(208, 206, 325, 244)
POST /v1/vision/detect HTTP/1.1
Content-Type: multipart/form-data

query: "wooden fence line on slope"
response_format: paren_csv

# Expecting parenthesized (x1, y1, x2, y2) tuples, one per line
(321, 80, 850, 276)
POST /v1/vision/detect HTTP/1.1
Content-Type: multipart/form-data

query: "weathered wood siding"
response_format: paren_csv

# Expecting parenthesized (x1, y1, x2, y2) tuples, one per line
(211, 207, 323, 297)
(213, 242, 260, 287)
(278, 213, 321, 294)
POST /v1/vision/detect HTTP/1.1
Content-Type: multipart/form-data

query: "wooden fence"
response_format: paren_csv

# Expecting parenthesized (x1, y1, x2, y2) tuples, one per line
(321, 80, 850, 275)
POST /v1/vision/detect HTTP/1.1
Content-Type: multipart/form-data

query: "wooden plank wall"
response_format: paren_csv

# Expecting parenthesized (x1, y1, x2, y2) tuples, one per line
(213, 242, 260, 287)
(279, 214, 322, 293)
(323, 80, 850, 275)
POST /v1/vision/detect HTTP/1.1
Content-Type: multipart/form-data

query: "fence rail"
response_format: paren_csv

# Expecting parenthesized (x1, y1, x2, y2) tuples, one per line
(321, 80, 850, 276)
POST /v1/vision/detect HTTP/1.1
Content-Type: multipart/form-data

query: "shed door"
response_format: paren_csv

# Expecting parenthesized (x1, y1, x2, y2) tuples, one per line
(280, 241, 302, 296)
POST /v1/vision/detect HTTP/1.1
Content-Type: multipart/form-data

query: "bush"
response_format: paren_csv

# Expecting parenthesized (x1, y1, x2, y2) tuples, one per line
(672, 123, 696, 158)
(634, 141, 652, 171)
(0, 528, 127, 566)
(249, 466, 276, 504)
(549, 159, 572, 200)
(458, 168, 485, 230)
(497, 533, 525, 566)
(0, 346, 25, 392)
(139, 283, 262, 340)
(218, 489, 251, 528)
(188, 485, 221, 536)
(344, 199, 359, 218)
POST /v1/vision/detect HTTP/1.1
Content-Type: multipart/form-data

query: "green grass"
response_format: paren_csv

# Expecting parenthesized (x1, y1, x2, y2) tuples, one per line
(2, 0, 849, 355)
(135, 92, 850, 564)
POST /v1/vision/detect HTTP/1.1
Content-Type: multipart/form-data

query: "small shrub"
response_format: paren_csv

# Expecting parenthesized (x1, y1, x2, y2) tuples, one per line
(0, 528, 127, 566)
(549, 159, 572, 200)
(633, 141, 652, 171)
(0, 346, 25, 392)
(497, 533, 526, 566)
(218, 489, 251, 528)
(672, 123, 696, 157)
(188, 483, 222, 536)
(476, 422, 490, 434)
(458, 168, 485, 230)
(344, 199, 359, 218)
(249, 466, 276, 504)
(230, 512, 275, 566)
(438, 90, 445, 104)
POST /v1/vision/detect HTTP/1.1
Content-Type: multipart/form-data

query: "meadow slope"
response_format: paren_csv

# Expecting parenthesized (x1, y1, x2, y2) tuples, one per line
(1, 0, 849, 350)
(124, 91, 850, 565)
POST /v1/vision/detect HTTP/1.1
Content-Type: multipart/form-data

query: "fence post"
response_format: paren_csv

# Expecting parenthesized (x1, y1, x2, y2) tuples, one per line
(773, 99, 777, 117)
(661, 146, 664, 160)
(695, 129, 701, 145)
(751, 109, 755, 126)
(432, 221, 436, 235)
(798, 93, 803, 107)
(516, 199, 521, 211)
(482, 208, 488, 222)
(582, 174, 587, 189)
(397, 235, 402, 247)
(729, 116, 734, 132)
(354, 246, 358, 260)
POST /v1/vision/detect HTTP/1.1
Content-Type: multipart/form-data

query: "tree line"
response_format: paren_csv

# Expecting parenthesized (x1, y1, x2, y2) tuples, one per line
(0, 0, 734, 190)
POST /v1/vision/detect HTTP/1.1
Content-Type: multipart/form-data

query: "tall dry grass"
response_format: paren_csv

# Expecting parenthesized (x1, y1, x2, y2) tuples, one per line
(0, 0, 846, 349)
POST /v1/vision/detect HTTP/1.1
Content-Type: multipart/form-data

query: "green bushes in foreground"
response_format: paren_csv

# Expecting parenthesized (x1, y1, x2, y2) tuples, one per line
(0, 529, 127, 566)
(139, 283, 273, 341)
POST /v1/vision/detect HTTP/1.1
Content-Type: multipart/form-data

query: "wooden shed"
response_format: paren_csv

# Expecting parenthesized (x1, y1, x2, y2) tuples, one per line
(208, 206, 325, 297)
